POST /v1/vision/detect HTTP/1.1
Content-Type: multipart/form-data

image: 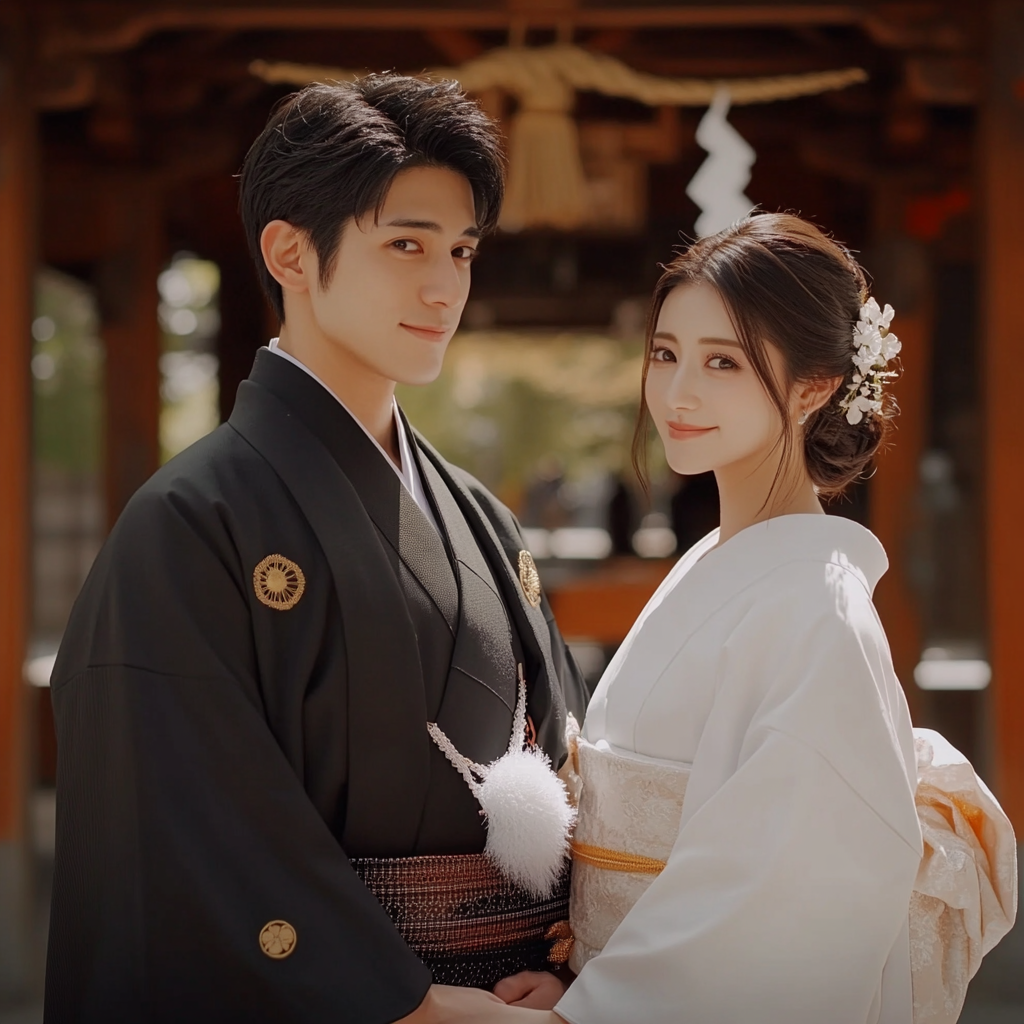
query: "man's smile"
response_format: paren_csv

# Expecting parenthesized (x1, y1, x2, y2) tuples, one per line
(400, 323, 451, 341)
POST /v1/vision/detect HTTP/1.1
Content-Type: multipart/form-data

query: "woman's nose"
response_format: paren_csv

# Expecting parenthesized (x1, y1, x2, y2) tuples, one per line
(665, 359, 701, 410)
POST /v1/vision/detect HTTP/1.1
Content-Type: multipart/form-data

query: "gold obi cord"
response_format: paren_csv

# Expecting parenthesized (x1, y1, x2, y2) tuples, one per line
(570, 839, 667, 875)
(351, 852, 570, 988)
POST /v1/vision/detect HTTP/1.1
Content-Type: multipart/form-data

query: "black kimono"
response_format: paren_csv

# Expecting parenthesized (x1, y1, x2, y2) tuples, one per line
(45, 349, 588, 1024)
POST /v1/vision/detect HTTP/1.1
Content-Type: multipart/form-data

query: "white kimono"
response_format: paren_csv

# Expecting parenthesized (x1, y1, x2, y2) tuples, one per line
(556, 514, 924, 1024)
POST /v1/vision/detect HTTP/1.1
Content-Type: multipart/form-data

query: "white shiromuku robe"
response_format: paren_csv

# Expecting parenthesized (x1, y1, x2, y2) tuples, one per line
(556, 514, 924, 1024)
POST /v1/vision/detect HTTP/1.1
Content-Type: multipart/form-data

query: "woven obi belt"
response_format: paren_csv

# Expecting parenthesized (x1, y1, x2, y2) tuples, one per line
(567, 738, 690, 975)
(351, 852, 571, 988)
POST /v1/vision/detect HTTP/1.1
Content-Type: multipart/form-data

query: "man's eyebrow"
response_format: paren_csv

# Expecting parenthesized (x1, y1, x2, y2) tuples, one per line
(384, 218, 482, 239)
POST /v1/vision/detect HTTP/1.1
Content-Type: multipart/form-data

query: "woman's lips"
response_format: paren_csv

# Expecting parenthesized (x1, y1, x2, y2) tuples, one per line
(667, 422, 717, 440)
(400, 323, 450, 342)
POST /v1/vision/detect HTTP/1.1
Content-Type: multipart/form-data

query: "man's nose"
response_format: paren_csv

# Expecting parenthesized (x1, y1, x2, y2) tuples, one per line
(420, 253, 466, 308)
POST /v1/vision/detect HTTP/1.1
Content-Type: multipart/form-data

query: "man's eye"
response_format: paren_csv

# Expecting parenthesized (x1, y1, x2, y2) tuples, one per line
(391, 239, 423, 253)
(453, 245, 479, 261)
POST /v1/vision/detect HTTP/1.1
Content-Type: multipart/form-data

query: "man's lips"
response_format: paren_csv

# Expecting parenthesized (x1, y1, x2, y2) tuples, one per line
(400, 323, 451, 342)
(667, 422, 717, 440)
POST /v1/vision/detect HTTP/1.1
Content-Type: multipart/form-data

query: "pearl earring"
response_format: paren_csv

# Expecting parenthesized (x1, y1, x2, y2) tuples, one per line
(798, 411, 809, 425)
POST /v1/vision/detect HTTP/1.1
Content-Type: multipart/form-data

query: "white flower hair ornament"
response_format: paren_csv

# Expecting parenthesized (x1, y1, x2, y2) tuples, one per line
(838, 297, 901, 425)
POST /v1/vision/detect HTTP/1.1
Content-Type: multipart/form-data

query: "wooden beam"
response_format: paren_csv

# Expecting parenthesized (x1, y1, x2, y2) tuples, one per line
(424, 29, 486, 65)
(43, 5, 864, 57)
(981, 1, 1024, 829)
(42, 163, 134, 266)
(95, 177, 163, 526)
(0, 15, 35, 996)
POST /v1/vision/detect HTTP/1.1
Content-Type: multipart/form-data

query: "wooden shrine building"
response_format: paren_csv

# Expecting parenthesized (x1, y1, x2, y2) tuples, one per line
(1, 0, 1023, 993)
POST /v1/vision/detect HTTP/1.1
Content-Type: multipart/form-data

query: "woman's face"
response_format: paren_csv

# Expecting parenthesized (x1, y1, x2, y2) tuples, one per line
(645, 281, 791, 478)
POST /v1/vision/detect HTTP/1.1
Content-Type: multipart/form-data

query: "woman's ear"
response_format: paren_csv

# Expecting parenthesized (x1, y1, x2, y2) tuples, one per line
(260, 220, 313, 296)
(794, 376, 843, 418)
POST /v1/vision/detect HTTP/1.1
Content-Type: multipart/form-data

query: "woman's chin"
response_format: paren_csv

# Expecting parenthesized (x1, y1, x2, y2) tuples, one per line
(664, 450, 716, 478)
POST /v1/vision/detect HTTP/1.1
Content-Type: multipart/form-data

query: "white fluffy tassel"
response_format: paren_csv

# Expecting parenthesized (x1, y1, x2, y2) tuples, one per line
(477, 746, 576, 898)
(427, 667, 575, 898)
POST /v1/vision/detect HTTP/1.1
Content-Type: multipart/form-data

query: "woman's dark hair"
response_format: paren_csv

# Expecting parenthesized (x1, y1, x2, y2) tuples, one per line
(239, 74, 505, 321)
(633, 213, 897, 498)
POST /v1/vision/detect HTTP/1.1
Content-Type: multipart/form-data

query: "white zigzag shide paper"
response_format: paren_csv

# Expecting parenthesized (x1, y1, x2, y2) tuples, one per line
(686, 89, 756, 238)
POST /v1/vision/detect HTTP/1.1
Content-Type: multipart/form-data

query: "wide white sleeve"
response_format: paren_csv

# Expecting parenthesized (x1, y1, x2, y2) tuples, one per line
(556, 583, 922, 1024)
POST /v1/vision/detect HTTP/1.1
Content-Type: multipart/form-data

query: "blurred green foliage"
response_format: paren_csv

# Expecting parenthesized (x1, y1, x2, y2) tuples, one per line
(158, 255, 221, 462)
(398, 330, 666, 507)
(32, 270, 103, 473)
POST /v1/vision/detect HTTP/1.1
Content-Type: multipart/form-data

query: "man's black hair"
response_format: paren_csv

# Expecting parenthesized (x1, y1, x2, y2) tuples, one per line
(239, 74, 505, 321)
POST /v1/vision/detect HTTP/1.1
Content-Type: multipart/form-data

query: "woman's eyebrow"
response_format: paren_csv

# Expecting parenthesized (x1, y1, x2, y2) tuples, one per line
(652, 331, 742, 348)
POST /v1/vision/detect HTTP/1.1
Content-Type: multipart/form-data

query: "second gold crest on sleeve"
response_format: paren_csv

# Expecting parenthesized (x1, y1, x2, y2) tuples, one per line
(518, 550, 542, 609)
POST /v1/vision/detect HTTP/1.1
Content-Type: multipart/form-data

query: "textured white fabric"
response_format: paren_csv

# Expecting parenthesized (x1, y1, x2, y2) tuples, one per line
(567, 739, 690, 972)
(908, 729, 1017, 1023)
(265, 339, 439, 533)
(556, 514, 923, 1024)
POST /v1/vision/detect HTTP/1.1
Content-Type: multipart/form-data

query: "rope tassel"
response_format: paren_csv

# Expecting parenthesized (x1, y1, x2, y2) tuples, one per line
(428, 666, 576, 898)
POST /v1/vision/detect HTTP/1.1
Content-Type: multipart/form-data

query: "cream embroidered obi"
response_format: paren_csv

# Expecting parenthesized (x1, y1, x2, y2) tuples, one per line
(566, 737, 690, 974)
(564, 727, 1018, 1023)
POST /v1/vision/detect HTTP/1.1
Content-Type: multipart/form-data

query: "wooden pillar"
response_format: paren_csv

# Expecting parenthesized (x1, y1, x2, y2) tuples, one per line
(217, 252, 269, 422)
(865, 223, 933, 723)
(982, 1, 1024, 828)
(0, 18, 35, 996)
(96, 178, 162, 526)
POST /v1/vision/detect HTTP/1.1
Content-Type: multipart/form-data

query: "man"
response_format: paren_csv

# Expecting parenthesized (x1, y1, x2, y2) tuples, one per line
(45, 75, 587, 1023)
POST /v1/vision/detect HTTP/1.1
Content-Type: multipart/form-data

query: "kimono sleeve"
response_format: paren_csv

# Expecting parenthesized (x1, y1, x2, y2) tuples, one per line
(556, 573, 922, 1024)
(45, 483, 430, 1024)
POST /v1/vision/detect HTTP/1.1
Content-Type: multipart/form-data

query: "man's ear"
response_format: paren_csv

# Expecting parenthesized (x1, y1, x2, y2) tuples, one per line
(260, 220, 313, 296)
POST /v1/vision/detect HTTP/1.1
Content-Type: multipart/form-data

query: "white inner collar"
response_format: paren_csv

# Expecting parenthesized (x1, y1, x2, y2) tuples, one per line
(264, 338, 438, 532)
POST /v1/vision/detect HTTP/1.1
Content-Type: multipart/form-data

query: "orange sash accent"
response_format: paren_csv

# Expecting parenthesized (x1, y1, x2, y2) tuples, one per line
(570, 839, 666, 875)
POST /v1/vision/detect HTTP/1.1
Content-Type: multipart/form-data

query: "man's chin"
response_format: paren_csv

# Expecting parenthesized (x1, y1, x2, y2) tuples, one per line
(391, 357, 447, 388)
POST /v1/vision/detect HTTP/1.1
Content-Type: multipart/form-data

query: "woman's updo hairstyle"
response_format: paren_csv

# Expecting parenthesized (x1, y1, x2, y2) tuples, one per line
(634, 212, 897, 497)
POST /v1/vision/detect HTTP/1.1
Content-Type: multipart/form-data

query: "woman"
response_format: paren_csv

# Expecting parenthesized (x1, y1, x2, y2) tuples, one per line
(481, 214, 1014, 1024)
(553, 213, 920, 1024)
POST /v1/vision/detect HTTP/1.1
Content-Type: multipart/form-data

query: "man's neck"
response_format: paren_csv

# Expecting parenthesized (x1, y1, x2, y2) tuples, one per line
(277, 322, 400, 466)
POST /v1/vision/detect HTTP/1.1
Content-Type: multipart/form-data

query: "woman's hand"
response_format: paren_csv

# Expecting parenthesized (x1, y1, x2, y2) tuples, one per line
(493, 970, 569, 1009)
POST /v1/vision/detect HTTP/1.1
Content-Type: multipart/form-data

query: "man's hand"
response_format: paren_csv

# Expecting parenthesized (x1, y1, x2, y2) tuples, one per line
(398, 984, 507, 1023)
(493, 971, 569, 1010)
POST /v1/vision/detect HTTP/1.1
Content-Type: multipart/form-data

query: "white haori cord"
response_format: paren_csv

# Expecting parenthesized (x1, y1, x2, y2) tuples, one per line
(428, 665, 576, 898)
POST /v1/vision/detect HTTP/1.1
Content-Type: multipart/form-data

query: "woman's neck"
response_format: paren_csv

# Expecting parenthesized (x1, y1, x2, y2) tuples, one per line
(714, 449, 824, 546)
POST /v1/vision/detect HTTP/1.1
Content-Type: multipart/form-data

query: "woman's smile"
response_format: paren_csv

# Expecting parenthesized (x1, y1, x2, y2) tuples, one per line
(667, 421, 717, 440)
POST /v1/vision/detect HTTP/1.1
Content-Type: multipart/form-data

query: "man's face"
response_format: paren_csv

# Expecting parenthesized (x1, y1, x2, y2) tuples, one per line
(303, 165, 479, 386)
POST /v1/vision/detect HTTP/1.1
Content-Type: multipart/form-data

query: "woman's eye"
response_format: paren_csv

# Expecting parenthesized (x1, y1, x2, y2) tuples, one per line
(452, 245, 479, 261)
(651, 346, 676, 363)
(391, 238, 423, 254)
(708, 355, 737, 370)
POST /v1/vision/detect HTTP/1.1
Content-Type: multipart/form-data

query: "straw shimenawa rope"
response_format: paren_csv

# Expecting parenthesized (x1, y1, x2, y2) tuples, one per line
(250, 47, 867, 231)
